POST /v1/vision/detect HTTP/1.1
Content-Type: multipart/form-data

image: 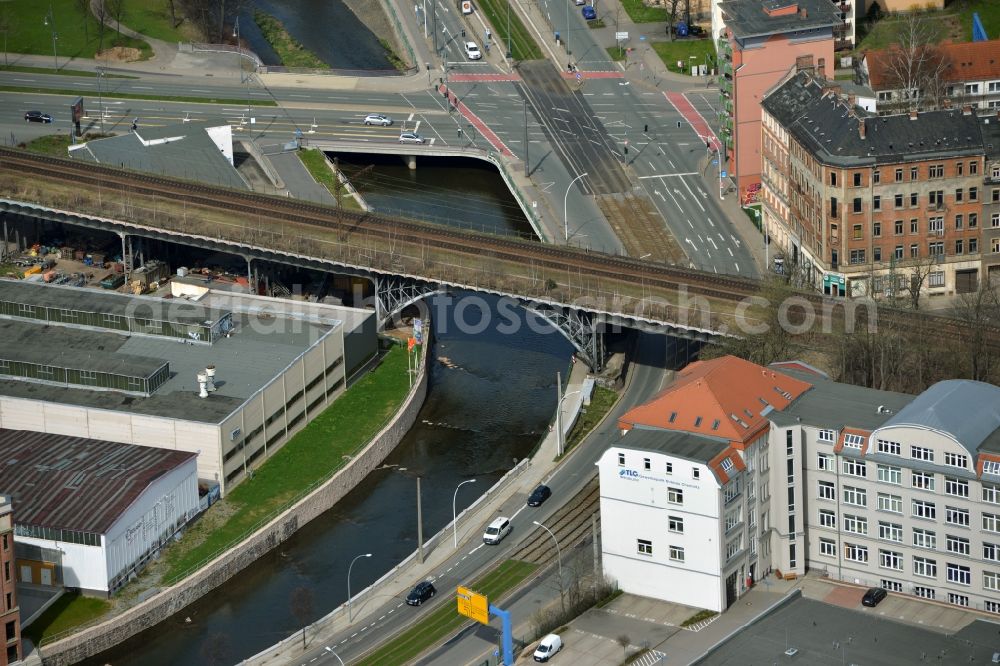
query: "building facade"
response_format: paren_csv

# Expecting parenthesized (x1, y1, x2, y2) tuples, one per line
(761, 68, 986, 297)
(983, 117, 1000, 284)
(715, 0, 838, 205)
(0, 497, 18, 666)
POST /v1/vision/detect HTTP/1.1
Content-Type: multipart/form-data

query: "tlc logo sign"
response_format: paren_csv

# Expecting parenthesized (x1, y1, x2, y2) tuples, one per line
(619, 469, 639, 479)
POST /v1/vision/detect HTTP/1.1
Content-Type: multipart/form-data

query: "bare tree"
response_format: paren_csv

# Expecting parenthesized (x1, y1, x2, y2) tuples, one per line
(616, 634, 631, 660)
(702, 277, 803, 367)
(104, 0, 125, 41)
(167, 0, 180, 28)
(879, 15, 951, 111)
(74, 0, 90, 44)
(900, 254, 941, 310)
(290, 586, 314, 649)
(0, 9, 15, 67)
(665, 0, 682, 41)
(94, 0, 109, 52)
(953, 284, 1000, 382)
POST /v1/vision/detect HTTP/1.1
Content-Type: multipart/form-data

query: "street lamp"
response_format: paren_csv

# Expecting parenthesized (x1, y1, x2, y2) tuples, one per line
(44, 5, 58, 71)
(556, 388, 581, 457)
(453, 479, 478, 547)
(347, 552, 372, 622)
(97, 67, 105, 132)
(234, 17, 252, 128)
(323, 647, 345, 666)
(533, 521, 564, 612)
(563, 172, 589, 242)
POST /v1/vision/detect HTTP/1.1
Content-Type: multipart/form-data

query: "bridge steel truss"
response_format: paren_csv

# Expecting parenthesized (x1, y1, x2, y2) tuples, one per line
(0, 200, 723, 372)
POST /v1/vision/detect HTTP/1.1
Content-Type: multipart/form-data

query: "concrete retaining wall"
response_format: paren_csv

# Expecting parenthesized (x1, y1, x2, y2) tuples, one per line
(37, 350, 428, 666)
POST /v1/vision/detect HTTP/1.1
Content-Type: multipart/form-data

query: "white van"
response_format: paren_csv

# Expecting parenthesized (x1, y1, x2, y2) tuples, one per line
(482, 516, 511, 544)
(533, 633, 563, 661)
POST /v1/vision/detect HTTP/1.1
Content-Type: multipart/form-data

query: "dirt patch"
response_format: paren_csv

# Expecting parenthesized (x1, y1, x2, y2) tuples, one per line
(96, 46, 143, 62)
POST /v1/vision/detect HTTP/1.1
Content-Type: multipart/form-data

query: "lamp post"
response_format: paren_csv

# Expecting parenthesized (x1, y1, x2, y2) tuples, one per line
(323, 647, 345, 666)
(452, 479, 477, 547)
(44, 5, 58, 71)
(533, 521, 564, 612)
(233, 17, 252, 129)
(97, 67, 105, 132)
(347, 552, 372, 622)
(563, 172, 589, 242)
(555, 385, 581, 458)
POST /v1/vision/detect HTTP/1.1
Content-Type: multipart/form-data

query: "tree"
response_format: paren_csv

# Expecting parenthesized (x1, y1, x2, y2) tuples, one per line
(105, 0, 125, 41)
(879, 14, 950, 112)
(665, 0, 682, 41)
(290, 586, 314, 649)
(900, 254, 941, 311)
(0, 8, 15, 67)
(953, 284, 1000, 382)
(74, 0, 90, 44)
(167, 0, 179, 28)
(94, 0, 109, 52)
(616, 634, 631, 660)
(703, 277, 803, 367)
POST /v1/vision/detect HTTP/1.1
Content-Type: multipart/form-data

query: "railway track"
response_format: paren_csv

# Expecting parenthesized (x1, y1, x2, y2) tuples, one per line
(513, 478, 599, 565)
(2, 148, 999, 349)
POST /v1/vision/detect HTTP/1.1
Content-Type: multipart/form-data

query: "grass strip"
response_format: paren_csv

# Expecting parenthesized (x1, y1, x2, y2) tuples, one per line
(476, 0, 543, 61)
(357, 559, 538, 666)
(559, 385, 618, 459)
(378, 38, 407, 72)
(119, 0, 201, 43)
(605, 46, 627, 62)
(650, 39, 717, 75)
(253, 10, 329, 69)
(0, 65, 135, 78)
(0, 0, 151, 60)
(681, 609, 717, 627)
(160, 347, 409, 582)
(618, 0, 667, 23)
(588, 19, 607, 29)
(0, 84, 277, 106)
(298, 148, 362, 211)
(24, 134, 111, 156)
(22, 593, 111, 645)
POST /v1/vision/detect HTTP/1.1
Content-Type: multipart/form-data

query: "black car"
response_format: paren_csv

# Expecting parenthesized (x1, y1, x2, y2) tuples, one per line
(24, 111, 53, 124)
(861, 587, 887, 607)
(688, 24, 705, 37)
(406, 581, 436, 606)
(527, 485, 552, 507)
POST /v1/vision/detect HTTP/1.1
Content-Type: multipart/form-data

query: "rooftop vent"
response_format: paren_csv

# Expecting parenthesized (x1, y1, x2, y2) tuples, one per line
(197, 372, 209, 399)
(205, 365, 217, 392)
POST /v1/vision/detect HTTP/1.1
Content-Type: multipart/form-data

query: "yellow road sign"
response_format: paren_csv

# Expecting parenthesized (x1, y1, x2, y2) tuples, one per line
(456, 585, 489, 624)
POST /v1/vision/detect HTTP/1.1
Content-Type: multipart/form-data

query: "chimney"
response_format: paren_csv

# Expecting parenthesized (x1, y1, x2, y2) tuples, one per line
(858, 118, 866, 139)
(962, 105, 973, 116)
(205, 365, 217, 392)
(197, 372, 209, 399)
(799, 7, 808, 18)
(909, 111, 918, 121)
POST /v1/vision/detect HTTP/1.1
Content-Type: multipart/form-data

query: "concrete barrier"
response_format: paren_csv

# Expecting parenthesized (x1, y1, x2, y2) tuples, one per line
(36, 349, 428, 666)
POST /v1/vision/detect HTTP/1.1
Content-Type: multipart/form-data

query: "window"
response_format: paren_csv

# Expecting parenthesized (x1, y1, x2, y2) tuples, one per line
(894, 193, 904, 208)
(843, 459, 866, 477)
(876, 466, 900, 487)
(913, 556, 937, 578)
(818, 480, 835, 500)
(910, 166, 918, 180)
(929, 216, 944, 232)
(910, 192, 918, 207)
(910, 243, 919, 258)
(873, 196, 882, 212)
(643, 458, 651, 470)
(844, 486, 866, 507)
(945, 506, 970, 527)
(970, 187, 979, 202)
(852, 225, 863, 241)
(910, 218, 918, 233)
(984, 461, 1000, 476)
(894, 168, 903, 182)
(911, 446, 934, 462)
(945, 477, 969, 498)
(988, 600, 1000, 614)
(880, 549, 903, 570)
(956, 214, 964, 230)
(987, 571, 1000, 592)
(844, 543, 868, 563)
(819, 509, 836, 528)
(955, 239, 964, 255)
(878, 493, 902, 513)
(913, 470, 935, 491)
(915, 586, 935, 599)
(986, 484, 1000, 503)
(692, 468, 701, 480)
(971, 213, 979, 229)
(946, 535, 970, 556)
(817, 453, 834, 471)
(958, 162, 964, 176)
(944, 452, 967, 469)
(970, 161, 978, 175)
(669, 545, 685, 562)
(873, 170, 881, 184)
(818, 429, 835, 443)
(895, 245, 904, 260)
(955, 188, 964, 202)
(984, 512, 1000, 533)
(966, 83, 981, 94)
(984, 542, 1000, 562)
(830, 197, 838, 217)
(724, 480, 740, 503)
(854, 172, 862, 187)
(668, 488, 683, 505)
(665, 462, 673, 474)
(930, 164, 944, 178)
(994, 213, 1000, 229)
(949, 593, 969, 607)
(721, 457, 734, 473)
(618, 452, 625, 466)
(894, 219, 903, 235)
(819, 538, 836, 556)
(844, 434, 864, 449)
(844, 514, 868, 535)
(637, 539, 653, 556)
(849, 249, 866, 264)
(913, 528, 937, 549)
(913, 499, 936, 520)
(668, 516, 684, 533)
(882, 579, 904, 592)
(947, 563, 971, 585)
(853, 198, 862, 214)
(971, 237, 979, 253)
(879, 521, 903, 543)
(830, 171, 838, 186)
(877, 439, 900, 456)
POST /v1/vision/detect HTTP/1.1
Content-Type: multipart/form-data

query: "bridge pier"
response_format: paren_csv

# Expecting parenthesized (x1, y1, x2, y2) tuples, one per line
(405, 154, 416, 171)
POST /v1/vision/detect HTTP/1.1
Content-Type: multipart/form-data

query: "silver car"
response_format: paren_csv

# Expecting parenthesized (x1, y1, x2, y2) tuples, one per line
(364, 113, 393, 126)
(399, 132, 424, 144)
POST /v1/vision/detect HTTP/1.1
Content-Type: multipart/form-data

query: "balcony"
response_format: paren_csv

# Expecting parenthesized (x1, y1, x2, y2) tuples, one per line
(722, 61, 733, 78)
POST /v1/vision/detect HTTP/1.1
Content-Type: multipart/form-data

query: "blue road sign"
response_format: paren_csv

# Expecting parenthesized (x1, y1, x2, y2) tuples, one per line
(721, 170, 727, 178)
(639, 35, 646, 41)
(711, 160, 718, 165)
(575, 71, 582, 81)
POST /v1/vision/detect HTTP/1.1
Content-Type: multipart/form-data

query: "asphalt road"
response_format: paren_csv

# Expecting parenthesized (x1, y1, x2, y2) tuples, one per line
(294, 332, 676, 665)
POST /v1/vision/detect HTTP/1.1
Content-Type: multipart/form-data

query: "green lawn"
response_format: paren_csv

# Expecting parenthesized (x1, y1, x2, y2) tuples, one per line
(298, 148, 362, 211)
(605, 46, 626, 62)
(25, 593, 111, 645)
(476, 0, 543, 61)
(0, 0, 151, 61)
(855, 13, 951, 51)
(119, 0, 202, 43)
(356, 560, 538, 665)
(560, 386, 618, 458)
(161, 347, 410, 582)
(618, 0, 667, 23)
(856, 0, 1000, 54)
(955, 0, 1000, 38)
(650, 38, 716, 75)
(253, 10, 328, 69)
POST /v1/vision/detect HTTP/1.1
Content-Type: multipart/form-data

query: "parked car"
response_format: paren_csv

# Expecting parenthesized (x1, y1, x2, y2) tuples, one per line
(465, 41, 482, 60)
(406, 581, 436, 606)
(672, 21, 689, 37)
(533, 633, 563, 662)
(581, 5, 597, 20)
(861, 587, 887, 607)
(364, 113, 393, 126)
(24, 111, 52, 124)
(399, 132, 424, 144)
(482, 516, 511, 544)
(688, 24, 705, 36)
(574, 0, 585, 6)
(527, 485, 552, 507)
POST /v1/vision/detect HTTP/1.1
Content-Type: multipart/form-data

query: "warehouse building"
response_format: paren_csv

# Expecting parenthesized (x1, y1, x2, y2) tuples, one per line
(2, 431, 198, 595)
(0, 279, 374, 494)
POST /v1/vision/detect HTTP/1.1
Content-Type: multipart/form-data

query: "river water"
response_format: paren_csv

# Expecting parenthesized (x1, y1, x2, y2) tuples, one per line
(83, 295, 572, 665)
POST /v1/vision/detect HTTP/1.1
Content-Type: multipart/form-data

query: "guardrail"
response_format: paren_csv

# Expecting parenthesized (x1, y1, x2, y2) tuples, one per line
(187, 42, 263, 68)
(258, 65, 407, 77)
(381, 0, 418, 71)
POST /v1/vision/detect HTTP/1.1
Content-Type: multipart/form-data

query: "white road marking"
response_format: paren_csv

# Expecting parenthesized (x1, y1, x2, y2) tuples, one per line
(638, 172, 697, 179)
(470, 544, 485, 554)
(14, 78, 35, 82)
(133, 86, 152, 90)
(653, 190, 666, 202)
(730, 234, 742, 247)
(378, 615, 386, 621)
(679, 177, 706, 212)
(407, 113, 414, 121)
(686, 219, 694, 229)
(734, 263, 740, 272)
(728, 248, 734, 256)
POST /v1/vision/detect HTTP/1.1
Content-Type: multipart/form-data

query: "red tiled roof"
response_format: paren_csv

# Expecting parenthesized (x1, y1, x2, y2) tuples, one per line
(865, 39, 1000, 89)
(618, 355, 813, 447)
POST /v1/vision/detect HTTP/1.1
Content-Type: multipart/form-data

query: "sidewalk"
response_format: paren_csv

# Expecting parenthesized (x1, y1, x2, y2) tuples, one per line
(243, 358, 593, 665)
